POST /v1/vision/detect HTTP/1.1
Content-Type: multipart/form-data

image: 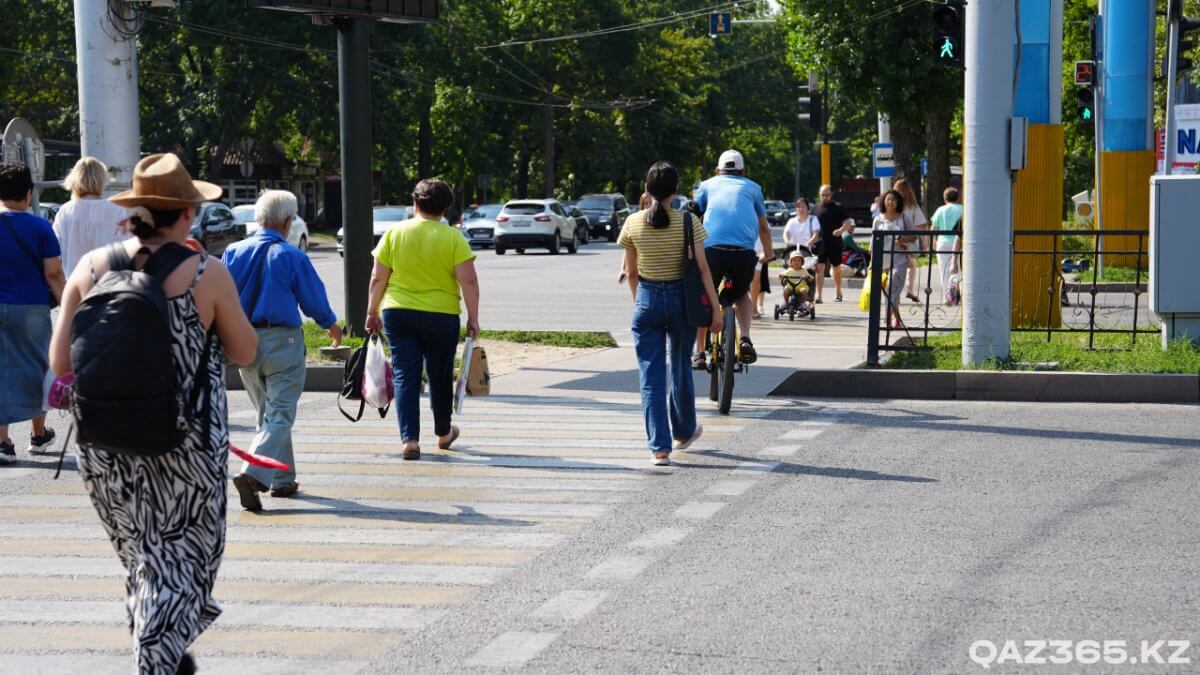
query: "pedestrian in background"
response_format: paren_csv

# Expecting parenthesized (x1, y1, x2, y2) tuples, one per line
(873, 189, 915, 329)
(0, 163, 66, 464)
(53, 156, 130, 277)
(783, 197, 819, 257)
(812, 184, 855, 303)
(930, 187, 963, 304)
(619, 162, 722, 466)
(893, 178, 927, 302)
(49, 153, 258, 673)
(223, 190, 342, 511)
(366, 179, 480, 460)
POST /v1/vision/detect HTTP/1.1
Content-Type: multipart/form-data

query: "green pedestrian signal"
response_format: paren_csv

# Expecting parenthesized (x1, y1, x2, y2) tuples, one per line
(1076, 87, 1095, 124)
(932, 1, 965, 67)
(940, 37, 955, 60)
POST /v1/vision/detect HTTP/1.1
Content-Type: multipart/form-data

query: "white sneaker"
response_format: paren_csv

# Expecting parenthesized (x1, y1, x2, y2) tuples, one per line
(652, 454, 671, 466)
(674, 425, 703, 451)
(28, 429, 57, 455)
(0, 442, 16, 465)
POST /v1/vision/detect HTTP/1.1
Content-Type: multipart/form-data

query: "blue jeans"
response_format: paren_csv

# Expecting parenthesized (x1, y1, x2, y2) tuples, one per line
(0, 303, 51, 425)
(631, 279, 699, 454)
(239, 327, 306, 489)
(382, 308, 460, 442)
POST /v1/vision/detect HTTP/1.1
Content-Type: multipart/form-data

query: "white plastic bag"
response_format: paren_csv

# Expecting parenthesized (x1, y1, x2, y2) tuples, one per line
(454, 337, 474, 414)
(361, 335, 393, 411)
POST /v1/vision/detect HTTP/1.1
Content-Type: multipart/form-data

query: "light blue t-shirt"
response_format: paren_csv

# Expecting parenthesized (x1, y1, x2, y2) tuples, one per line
(930, 202, 964, 248)
(694, 174, 767, 249)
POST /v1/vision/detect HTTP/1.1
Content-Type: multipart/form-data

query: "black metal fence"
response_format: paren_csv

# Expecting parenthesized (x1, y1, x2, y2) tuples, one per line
(865, 228, 1158, 367)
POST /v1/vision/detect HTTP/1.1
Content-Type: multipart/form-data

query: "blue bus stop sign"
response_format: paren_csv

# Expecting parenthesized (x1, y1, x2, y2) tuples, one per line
(710, 12, 732, 36)
(872, 143, 895, 178)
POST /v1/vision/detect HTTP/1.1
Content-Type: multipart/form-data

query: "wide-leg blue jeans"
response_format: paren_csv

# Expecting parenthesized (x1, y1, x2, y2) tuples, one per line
(382, 308, 460, 443)
(630, 279, 698, 454)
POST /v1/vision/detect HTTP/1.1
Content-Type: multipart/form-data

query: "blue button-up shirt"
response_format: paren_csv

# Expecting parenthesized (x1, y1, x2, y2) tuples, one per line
(222, 229, 338, 329)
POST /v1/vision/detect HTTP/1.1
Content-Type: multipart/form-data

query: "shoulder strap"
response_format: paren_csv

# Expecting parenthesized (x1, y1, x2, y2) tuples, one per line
(682, 212, 695, 260)
(142, 242, 199, 283)
(2, 213, 43, 273)
(105, 242, 133, 271)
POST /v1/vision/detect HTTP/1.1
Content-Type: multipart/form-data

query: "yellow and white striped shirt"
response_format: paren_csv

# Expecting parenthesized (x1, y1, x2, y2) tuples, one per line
(618, 209, 708, 281)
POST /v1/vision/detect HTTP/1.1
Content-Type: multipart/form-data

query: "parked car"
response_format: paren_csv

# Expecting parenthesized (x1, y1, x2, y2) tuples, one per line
(232, 203, 310, 251)
(494, 199, 580, 255)
(38, 202, 60, 224)
(567, 205, 590, 245)
(764, 200, 790, 227)
(335, 206, 448, 256)
(576, 193, 630, 242)
(188, 202, 246, 256)
(460, 203, 503, 248)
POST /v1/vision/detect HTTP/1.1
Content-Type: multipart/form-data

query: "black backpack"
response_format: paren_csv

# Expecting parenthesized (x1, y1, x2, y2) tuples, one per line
(71, 243, 213, 456)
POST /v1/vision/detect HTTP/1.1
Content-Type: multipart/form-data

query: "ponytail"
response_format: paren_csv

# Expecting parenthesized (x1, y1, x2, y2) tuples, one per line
(643, 161, 679, 230)
(127, 205, 184, 239)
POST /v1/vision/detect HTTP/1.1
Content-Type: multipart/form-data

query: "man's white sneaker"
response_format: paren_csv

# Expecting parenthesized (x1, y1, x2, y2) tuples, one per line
(675, 425, 703, 451)
(0, 441, 16, 465)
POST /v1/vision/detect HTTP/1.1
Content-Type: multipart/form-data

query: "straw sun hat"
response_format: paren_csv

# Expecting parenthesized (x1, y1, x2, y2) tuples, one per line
(110, 153, 222, 209)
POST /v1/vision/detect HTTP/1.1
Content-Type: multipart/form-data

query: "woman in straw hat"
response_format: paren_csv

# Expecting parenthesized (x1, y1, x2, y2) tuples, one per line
(50, 153, 258, 674)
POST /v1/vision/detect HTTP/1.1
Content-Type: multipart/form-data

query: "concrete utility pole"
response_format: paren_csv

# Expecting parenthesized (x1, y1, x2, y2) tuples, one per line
(877, 113, 892, 193)
(543, 45, 555, 198)
(962, 0, 1015, 364)
(336, 17, 373, 334)
(74, 0, 141, 192)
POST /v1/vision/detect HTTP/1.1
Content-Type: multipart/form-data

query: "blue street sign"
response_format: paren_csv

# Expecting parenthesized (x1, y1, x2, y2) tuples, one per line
(920, 157, 928, 177)
(872, 143, 895, 178)
(710, 12, 732, 36)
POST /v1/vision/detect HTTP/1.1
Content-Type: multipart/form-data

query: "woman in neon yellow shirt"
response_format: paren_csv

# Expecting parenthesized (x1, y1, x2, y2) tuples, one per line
(365, 179, 480, 460)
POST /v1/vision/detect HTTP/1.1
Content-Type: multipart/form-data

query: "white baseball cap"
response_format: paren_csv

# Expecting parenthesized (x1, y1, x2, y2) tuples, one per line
(717, 149, 745, 171)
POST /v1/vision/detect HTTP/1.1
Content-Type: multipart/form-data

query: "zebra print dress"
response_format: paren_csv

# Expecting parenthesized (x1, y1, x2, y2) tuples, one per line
(76, 255, 229, 674)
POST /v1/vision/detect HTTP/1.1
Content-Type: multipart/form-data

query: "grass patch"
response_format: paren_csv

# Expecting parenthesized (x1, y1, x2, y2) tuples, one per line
(1075, 266, 1148, 284)
(469, 329, 616, 349)
(882, 332, 1198, 373)
(302, 322, 615, 362)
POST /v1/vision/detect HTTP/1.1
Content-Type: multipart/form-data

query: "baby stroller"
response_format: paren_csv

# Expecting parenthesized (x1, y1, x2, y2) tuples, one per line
(774, 273, 815, 321)
(842, 237, 870, 278)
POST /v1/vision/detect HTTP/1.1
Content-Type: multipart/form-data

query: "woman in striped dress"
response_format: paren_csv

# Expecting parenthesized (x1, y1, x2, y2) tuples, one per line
(50, 154, 258, 673)
(618, 162, 723, 466)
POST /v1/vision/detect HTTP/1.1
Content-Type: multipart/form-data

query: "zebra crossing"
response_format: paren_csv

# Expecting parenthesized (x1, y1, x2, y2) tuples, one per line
(0, 392, 761, 674)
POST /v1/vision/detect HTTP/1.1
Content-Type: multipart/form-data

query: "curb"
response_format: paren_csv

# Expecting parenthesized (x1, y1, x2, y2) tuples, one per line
(227, 365, 344, 393)
(770, 369, 1200, 403)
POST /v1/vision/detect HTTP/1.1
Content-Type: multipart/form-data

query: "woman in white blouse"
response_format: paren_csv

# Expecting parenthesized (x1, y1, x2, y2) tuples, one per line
(782, 197, 819, 256)
(53, 157, 129, 276)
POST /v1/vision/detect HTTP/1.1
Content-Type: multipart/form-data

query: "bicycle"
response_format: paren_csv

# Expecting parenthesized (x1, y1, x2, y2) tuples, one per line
(706, 276, 745, 415)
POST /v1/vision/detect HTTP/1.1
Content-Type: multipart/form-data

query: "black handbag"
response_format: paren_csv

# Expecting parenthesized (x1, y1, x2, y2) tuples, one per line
(681, 213, 711, 328)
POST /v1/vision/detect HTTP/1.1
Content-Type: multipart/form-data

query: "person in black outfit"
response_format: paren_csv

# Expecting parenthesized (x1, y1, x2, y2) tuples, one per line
(811, 184, 855, 302)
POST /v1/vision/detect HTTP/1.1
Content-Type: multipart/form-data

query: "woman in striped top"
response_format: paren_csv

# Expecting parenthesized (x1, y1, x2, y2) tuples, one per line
(619, 162, 722, 466)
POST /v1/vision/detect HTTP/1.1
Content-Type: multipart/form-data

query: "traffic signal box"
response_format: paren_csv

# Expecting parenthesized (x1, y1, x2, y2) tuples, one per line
(933, 0, 965, 68)
(798, 92, 823, 133)
(1074, 61, 1096, 123)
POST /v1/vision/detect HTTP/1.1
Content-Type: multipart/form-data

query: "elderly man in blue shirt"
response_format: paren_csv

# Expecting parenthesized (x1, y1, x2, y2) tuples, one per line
(222, 190, 341, 512)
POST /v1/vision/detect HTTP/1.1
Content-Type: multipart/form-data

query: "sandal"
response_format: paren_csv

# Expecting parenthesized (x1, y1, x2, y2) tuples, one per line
(691, 352, 707, 370)
(438, 425, 460, 450)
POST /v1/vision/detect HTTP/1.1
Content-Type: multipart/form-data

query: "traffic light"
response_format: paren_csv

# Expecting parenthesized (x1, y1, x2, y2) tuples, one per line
(933, 0, 965, 68)
(1076, 87, 1095, 123)
(797, 92, 823, 133)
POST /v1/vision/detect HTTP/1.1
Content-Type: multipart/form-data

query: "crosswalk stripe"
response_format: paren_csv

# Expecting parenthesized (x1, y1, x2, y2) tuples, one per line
(1, 556, 510, 585)
(0, 599, 448, 631)
(239, 453, 665, 471)
(0, 523, 566, 548)
(0, 541, 536, 566)
(0, 576, 476, 606)
(281, 421, 745, 433)
(266, 445, 665, 459)
(216, 462, 652, 479)
(2, 495, 614, 519)
(232, 435, 712, 451)
(530, 590, 609, 622)
(0, 655, 369, 675)
(464, 631, 559, 668)
(31, 483, 634, 503)
(0, 624, 397, 657)
(0, 509, 586, 530)
(585, 556, 654, 581)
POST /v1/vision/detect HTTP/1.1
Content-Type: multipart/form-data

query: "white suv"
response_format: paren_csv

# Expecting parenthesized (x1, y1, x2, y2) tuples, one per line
(494, 199, 580, 255)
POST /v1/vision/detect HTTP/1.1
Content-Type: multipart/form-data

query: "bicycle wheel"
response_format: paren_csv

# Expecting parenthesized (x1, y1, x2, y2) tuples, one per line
(708, 328, 720, 402)
(718, 307, 736, 414)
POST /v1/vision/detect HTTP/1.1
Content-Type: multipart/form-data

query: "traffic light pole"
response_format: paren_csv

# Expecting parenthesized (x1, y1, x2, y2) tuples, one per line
(336, 17, 373, 335)
(1165, 17, 1181, 173)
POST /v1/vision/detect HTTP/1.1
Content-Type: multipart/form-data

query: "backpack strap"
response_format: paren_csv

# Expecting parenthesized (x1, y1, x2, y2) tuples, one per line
(105, 242, 133, 272)
(142, 242, 200, 283)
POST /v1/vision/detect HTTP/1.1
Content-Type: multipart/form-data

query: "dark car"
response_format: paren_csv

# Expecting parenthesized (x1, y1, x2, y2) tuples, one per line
(567, 206, 590, 245)
(188, 202, 246, 256)
(576, 193, 631, 242)
(764, 200, 790, 227)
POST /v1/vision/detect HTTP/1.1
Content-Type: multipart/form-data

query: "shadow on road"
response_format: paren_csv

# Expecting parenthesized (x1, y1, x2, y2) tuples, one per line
(250, 493, 538, 527)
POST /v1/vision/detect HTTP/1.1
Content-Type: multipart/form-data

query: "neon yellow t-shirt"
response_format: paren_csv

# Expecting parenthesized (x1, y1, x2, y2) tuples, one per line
(372, 218, 476, 315)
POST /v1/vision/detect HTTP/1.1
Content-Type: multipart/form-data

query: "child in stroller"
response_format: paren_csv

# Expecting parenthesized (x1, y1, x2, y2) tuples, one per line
(841, 231, 870, 278)
(775, 250, 816, 321)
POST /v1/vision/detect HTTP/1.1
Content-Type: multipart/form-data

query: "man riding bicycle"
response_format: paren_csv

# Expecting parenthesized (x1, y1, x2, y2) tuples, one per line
(691, 149, 774, 369)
